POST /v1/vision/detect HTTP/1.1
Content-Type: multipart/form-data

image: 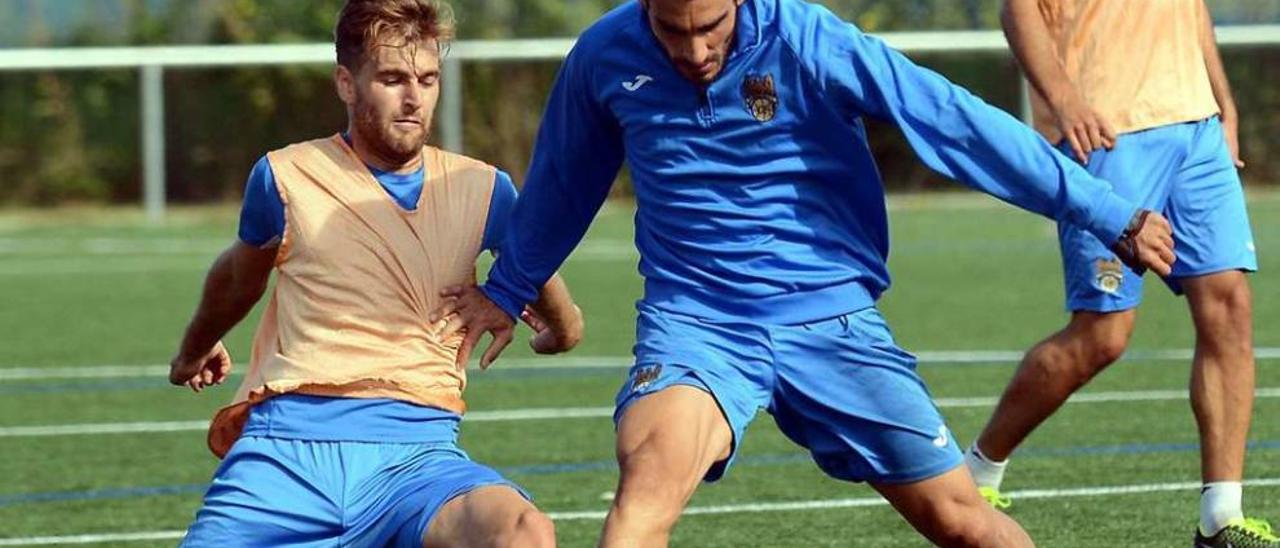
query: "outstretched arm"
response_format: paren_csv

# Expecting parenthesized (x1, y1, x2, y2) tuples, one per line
(170, 241, 275, 391)
(788, 6, 1174, 274)
(1001, 0, 1115, 162)
(480, 41, 625, 323)
(430, 40, 622, 368)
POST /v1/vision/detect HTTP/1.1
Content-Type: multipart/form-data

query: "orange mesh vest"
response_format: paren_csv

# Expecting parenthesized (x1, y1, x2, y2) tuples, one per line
(1031, 0, 1220, 143)
(207, 134, 496, 458)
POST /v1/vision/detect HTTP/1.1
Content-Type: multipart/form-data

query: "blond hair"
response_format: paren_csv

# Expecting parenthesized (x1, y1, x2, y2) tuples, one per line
(334, 0, 455, 69)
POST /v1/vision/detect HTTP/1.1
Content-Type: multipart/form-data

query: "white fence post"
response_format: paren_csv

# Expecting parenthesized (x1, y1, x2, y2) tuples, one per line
(141, 64, 166, 224)
(441, 55, 463, 153)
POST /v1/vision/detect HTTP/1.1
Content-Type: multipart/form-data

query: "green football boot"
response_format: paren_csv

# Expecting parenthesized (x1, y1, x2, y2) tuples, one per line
(1195, 518, 1280, 548)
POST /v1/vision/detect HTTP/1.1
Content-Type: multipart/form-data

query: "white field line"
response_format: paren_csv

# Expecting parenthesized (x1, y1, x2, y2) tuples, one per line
(0, 531, 187, 546)
(5, 387, 1280, 439)
(548, 477, 1280, 521)
(6, 348, 1280, 382)
(4, 478, 1280, 544)
(0, 261, 208, 276)
(0, 238, 226, 255)
(0, 365, 171, 381)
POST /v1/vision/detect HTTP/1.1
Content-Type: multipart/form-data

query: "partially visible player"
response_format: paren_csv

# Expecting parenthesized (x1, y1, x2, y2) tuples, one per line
(168, 1, 581, 546)
(430, 0, 1177, 546)
(965, 1, 1272, 546)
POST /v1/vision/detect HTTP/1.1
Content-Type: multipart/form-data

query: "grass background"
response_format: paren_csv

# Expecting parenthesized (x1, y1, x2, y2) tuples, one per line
(0, 191, 1277, 546)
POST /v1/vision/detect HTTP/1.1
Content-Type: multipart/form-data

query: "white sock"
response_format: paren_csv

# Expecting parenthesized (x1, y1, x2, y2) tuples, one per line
(1200, 482, 1244, 535)
(965, 442, 1008, 490)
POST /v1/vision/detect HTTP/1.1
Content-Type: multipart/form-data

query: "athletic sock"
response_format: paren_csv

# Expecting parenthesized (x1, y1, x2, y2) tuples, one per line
(1200, 481, 1244, 535)
(965, 442, 1008, 490)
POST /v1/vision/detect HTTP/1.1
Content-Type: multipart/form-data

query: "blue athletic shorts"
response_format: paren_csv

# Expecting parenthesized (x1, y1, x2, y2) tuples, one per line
(1059, 116, 1257, 312)
(182, 435, 526, 547)
(615, 303, 962, 485)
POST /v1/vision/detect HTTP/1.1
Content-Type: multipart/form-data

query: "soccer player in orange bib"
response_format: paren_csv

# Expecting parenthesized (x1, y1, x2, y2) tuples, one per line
(964, 1, 1272, 546)
(167, 1, 581, 546)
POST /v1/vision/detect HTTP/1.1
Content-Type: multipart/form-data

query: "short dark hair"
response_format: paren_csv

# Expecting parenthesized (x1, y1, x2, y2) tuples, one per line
(334, 0, 455, 69)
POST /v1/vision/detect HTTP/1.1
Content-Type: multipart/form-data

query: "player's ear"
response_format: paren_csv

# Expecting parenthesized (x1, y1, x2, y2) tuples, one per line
(334, 64, 357, 106)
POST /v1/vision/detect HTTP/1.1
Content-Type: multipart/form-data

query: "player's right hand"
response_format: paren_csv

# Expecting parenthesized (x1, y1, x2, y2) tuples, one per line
(1112, 210, 1175, 277)
(432, 285, 517, 370)
(168, 341, 232, 393)
(1053, 92, 1116, 164)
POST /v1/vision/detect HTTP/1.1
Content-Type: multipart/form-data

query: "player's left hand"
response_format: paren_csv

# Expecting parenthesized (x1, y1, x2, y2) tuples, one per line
(1112, 210, 1175, 277)
(1222, 115, 1245, 168)
(432, 285, 516, 370)
(521, 304, 583, 355)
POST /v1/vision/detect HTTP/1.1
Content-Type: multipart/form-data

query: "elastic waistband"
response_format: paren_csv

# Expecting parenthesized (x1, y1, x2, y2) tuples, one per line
(642, 278, 877, 324)
(241, 394, 461, 444)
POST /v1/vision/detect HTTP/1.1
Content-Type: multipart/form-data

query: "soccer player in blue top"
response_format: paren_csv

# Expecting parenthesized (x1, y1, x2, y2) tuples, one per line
(434, 0, 1176, 545)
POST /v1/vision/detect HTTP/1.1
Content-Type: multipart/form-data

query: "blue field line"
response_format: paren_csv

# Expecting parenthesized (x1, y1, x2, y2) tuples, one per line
(3, 440, 1277, 509)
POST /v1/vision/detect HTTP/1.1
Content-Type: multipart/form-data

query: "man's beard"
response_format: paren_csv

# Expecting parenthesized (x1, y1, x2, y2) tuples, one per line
(353, 100, 427, 165)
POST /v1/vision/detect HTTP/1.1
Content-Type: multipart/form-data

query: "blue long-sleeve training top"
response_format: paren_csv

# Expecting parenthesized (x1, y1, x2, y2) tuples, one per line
(483, 0, 1137, 325)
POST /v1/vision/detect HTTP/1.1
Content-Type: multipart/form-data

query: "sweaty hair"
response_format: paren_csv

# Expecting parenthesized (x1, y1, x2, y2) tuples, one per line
(334, 0, 455, 69)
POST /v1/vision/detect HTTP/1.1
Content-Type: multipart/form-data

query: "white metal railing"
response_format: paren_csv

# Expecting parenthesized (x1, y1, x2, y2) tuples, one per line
(1, 26, 1277, 222)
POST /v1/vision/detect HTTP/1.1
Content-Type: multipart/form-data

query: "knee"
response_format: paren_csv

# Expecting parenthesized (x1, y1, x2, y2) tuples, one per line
(1193, 279, 1253, 354)
(1205, 281, 1253, 328)
(613, 450, 694, 524)
(1059, 314, 1134, 373)
(1031, 335, 1124, 387)
(490, 509, 555, 548)
(922, 501, 1001, 548)
(1084, 330, 1130, 369)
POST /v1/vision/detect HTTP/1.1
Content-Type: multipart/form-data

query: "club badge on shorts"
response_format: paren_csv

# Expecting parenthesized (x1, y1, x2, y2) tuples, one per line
(1094, 257, 1124, 294)
(631, 364, 663, 393)
(742, 74, 778, 122)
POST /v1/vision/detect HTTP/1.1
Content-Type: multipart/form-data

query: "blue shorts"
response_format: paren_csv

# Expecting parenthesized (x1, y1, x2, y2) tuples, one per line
(1060, 116, 1257, 312)
(615, 303, 962, 485)
(182, 436, 527, 547)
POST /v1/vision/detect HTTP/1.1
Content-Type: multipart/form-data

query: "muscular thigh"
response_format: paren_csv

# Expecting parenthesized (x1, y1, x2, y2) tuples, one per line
(617, 303, 774, 481)
(425, 485, 538, 548)
(616, 385, 735, 485)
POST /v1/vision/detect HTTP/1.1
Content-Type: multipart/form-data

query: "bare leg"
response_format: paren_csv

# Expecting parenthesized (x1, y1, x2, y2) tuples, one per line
(874, 466, 1034, 547)
(1182, 271, 1254, 484)
(599, 385, 733, 548)
(975, 310, 1137, 461)
(424, 485, 555, 548)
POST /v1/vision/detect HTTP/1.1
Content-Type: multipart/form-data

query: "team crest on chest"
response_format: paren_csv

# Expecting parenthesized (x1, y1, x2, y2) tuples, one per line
(742, 74, 778, 122)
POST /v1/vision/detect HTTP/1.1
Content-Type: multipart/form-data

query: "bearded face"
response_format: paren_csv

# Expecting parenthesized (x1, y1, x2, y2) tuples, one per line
(338, 39, 441, 169)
